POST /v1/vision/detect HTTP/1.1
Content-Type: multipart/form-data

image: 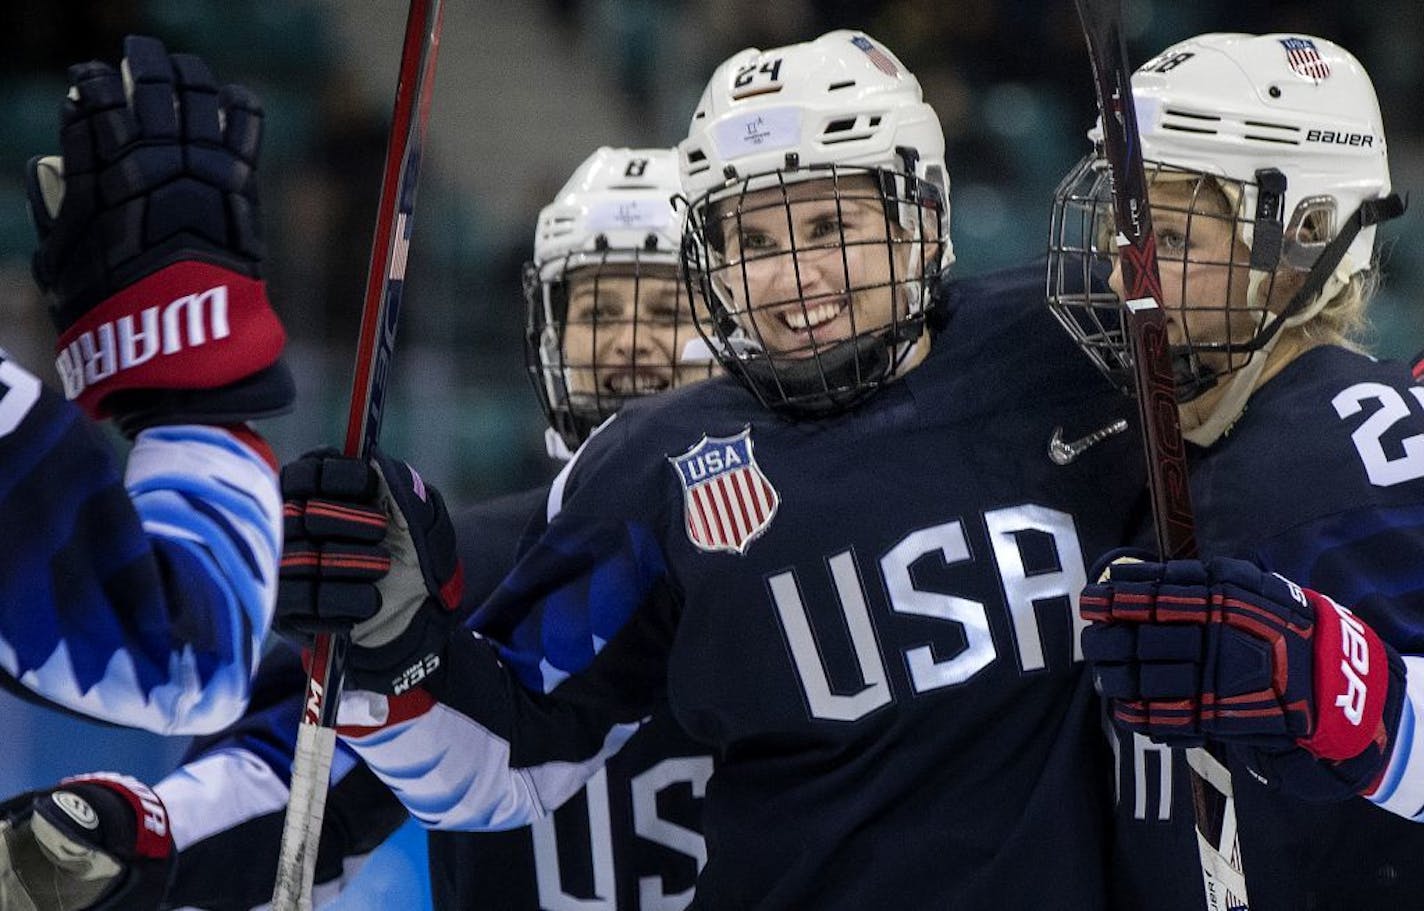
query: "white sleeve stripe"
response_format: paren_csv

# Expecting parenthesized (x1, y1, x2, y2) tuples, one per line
(1368, 655, 1424, 820)
(154, 748, 291, 851)
(547, 450, 578, 523)
(341, 698, 637, 831)
(546, 412, 616, 523)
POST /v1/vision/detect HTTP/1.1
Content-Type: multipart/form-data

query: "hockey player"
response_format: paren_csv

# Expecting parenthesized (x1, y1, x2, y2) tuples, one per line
(271, 32, 1146, 908)
(0, 148, 718, 910)
(1048, 32, 1424, 909)
(0, 34, 290, 736)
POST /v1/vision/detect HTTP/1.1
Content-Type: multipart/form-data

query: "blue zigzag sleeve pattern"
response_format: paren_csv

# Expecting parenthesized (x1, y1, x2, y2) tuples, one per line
(0, 369, 280, 734)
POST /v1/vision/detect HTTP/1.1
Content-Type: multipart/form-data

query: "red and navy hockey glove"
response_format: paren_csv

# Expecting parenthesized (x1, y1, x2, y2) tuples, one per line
(0, 773, 173, 910)
(1081, 556, 1406, 799)
(276, 448, 465, 695)
(27, 35, 291, 435)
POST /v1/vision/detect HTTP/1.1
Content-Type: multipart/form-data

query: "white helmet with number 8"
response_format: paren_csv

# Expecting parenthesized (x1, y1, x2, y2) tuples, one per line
(525, 147, 712, 452)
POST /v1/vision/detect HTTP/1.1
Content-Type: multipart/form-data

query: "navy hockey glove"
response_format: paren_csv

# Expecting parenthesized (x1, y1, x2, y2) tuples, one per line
(276, 448, 465, 694)
(0, 773, 173, 911)
(1081, 556, 1406, 798)
(27, 35, 291, 435)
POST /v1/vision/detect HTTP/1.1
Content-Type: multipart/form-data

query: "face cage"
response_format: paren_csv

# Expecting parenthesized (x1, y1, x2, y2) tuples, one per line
(522, 250, 713, 450)
(680, 163, 944, 417)
(1046, 153, 1316, 400)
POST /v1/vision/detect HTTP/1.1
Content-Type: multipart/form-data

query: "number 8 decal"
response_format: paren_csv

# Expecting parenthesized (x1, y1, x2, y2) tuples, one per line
(1333, 381, 1424, 487)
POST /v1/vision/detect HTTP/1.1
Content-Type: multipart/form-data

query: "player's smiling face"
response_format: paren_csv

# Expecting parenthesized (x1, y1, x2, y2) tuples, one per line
(710, 176, 923, 358)
(561, 263, 709, 399)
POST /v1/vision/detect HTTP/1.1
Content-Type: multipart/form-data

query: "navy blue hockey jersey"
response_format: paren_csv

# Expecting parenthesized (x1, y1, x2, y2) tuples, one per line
(341, 265, 1147, 910)
(0, 353, 280, 735)
(1104, 345, 1424, 911)
(157, 485, 716, 910)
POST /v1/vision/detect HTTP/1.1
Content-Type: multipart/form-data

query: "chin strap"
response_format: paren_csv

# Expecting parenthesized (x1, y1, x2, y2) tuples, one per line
(1183, 259, 1352, 447)
(544, 426, 575, 462)
(1177, 186, 1407, 446)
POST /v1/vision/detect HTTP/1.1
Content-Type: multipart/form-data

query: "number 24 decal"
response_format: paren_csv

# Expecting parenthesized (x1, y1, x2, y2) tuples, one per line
(1334, 382, 1424, 486)
(734, 58, 783, 88)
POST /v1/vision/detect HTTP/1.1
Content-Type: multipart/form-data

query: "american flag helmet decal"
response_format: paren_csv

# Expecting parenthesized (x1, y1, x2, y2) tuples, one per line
(850, 35, 899, 78)
(670, 427, 779, 555)
(1279, 37, 1331, 82)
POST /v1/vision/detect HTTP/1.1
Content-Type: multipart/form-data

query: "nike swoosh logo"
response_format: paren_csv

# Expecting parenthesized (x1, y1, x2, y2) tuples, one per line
(1048, 418, 1129, 465)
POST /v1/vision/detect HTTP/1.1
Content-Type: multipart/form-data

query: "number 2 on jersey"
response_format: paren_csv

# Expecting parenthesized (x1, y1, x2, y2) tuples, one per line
(1334, 382, 1424, 486)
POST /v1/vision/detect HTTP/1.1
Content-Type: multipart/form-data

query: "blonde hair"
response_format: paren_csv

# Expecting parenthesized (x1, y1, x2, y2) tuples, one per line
(1287, 267, 1379, 352)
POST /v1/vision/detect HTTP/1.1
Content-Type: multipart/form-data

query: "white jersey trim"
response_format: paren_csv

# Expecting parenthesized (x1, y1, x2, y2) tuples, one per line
(1367, 654, 1424, 820)
(340, 695, 638, 831)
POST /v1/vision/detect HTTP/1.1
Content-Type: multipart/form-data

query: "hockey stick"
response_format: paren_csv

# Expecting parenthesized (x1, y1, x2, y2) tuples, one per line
(1070, 1, 1250, 909)
(270, 2, 444, 908)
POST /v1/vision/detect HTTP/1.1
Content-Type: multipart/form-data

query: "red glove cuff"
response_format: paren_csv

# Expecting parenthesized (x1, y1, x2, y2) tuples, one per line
(1302, 588, 1392, 762)
(58, 772, 172, 861)
(55, 261, 285, 420)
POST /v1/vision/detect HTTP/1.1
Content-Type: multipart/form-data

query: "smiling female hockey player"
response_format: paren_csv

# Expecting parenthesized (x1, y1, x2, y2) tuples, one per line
(266, 30, 1147, 909)
(1049, 32, 1424, 910)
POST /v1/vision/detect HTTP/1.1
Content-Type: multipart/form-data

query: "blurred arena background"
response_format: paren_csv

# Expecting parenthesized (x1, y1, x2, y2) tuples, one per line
(1, 1, 1421, 906)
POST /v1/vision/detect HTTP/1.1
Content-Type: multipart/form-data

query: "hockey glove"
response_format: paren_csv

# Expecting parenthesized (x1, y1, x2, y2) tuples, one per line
(1081, 556, 1406, 798)
(27, 35, 291, 435)
(276, 448, 465, 694)
(0, 773, 173, 911)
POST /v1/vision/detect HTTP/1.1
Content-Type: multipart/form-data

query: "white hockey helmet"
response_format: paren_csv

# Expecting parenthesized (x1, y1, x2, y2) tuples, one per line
(524, 147, 709, 451)
(1130, 32, 1390, 274)
(679, 29, 951, 254)
(678, 30, 951, 416)
(1048, 33, 1402, 409)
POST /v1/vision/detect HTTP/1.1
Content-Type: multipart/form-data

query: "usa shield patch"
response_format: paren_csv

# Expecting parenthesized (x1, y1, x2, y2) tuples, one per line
(670, 428, 779, 555)
(1279, 37, 1331, 81)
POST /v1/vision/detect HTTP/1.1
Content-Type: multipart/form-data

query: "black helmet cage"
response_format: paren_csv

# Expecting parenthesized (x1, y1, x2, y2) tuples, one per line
(679, 159, 945, 417)
(523, 242, 709, 451)
(1045, 152, 1378, 402)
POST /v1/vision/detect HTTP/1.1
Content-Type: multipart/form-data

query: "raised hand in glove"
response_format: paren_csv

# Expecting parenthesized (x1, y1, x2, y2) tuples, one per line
(276, 448, 465, 694)
(1081, 556, 1406, 799)
(0, 773, 173, 911)
(28, 34, 291, 435)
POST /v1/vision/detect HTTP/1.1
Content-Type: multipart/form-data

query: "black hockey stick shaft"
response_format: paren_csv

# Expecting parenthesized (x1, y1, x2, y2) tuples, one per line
(271, 2, 444, 908)
(1071, 1, 1249, 908)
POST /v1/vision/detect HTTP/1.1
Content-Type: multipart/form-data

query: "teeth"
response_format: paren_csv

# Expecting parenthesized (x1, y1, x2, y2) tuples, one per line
(606, 372, 671, 395)
(783, 300, 843, 330)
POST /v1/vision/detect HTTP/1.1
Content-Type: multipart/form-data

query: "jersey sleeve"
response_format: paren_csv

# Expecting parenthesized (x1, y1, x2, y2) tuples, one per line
(151, 488, 560, 906)
(336, 417, 678, 831)
(1247, 504, 1424, 819)
(154, 646, 408, 908)
(0, 356, 281, 734)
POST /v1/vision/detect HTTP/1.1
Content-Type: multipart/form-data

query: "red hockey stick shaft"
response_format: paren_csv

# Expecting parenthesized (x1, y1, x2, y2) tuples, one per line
(271, 2, 444, 908)
(1071, 1, 1250, 909)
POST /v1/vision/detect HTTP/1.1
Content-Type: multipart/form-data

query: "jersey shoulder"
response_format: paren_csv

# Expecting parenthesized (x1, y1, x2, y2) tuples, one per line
(919, 260, 1125, 417)
(1195, 345, 1424, 547)
(453, 484, 554, 615)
